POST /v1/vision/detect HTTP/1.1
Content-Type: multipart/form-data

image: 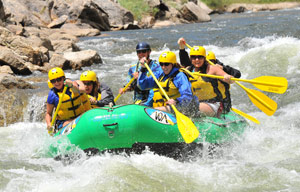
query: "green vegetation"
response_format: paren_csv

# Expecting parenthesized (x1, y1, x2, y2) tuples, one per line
(118, 0, 190, 21)
(118, 0, 151, 21)
(118, 0, 300, 20)
(202, 0, 300, 9)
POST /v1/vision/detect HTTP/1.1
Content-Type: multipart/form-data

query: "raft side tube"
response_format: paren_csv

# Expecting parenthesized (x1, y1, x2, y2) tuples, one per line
(48, 105, 248, 157)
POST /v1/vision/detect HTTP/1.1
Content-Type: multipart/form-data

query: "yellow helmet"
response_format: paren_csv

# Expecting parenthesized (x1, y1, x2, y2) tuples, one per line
(80, 70, 97, 82)
(159, 51, 177, 64)
(190, 46, 206, 57)
(207, 51, 216, 61)
(48, 67, 65, 80)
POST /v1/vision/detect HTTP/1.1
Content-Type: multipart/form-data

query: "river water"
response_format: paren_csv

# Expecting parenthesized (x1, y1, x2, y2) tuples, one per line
(1, 8, 300, 192)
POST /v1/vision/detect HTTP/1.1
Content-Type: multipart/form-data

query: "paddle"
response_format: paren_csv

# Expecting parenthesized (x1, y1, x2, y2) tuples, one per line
(143, 62, 199, 143)
(114, 77, 135, 103)
(231, 107, 260, 124)
(184, 43, 194, 51)
(48, 85, 68, 136)
(180, 68, 260, 124)
(185, 43, 287, 93)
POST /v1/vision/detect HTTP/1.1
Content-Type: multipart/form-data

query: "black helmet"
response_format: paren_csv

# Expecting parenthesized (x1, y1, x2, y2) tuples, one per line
(136, 42, 151, 51)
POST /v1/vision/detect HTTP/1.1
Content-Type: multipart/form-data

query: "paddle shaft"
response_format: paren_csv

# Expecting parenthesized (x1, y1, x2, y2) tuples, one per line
(195, 73, 285, 87)
(231, 107, 260, 124)
(185, 43, 193, 50)
(51, 85, 67, 126)
(114, 77, 135, 103)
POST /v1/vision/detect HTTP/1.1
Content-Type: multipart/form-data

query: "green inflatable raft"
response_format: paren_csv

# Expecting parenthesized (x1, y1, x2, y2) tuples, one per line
(49, 104, 248, 158)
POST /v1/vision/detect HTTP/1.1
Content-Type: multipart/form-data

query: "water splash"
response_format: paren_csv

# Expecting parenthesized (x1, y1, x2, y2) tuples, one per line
(23, 95, 47, 123)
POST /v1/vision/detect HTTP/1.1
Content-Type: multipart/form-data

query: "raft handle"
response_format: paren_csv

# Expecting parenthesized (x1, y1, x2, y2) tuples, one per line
(103, 123, 118, 138)
(103, 122, 117, 126)
(103, 123, 118, 129)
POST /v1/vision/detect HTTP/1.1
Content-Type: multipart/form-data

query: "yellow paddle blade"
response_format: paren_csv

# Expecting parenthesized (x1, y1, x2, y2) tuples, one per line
(251, 76, 288, 94)
(247, 89, 277, 116)
(172, 106, 199, 143)
(231, 107, 260, 124)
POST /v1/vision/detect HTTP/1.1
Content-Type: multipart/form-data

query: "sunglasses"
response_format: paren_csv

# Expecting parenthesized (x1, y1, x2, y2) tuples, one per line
(160, 62, 171, 67)
(191, 55, 205, 60)
(50, 77, 63, 84)
(83, 81, 93, 86)
(137, 50, 148, 54)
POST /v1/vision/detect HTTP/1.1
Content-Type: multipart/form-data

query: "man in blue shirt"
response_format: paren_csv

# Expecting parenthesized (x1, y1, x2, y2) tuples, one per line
(119, 42, 163, 107)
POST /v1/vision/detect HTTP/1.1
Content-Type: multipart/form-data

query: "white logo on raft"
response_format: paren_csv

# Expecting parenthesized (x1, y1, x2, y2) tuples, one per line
(145, 109, 176, 125)
(60, 119, 77, 135)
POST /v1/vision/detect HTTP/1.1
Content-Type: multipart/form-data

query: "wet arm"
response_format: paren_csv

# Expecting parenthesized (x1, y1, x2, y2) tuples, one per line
(45, 103, 54, 127)
(211, 66, 234, 84)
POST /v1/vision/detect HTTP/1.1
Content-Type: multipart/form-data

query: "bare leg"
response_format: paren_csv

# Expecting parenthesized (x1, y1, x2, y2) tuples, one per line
(199, 103, 216, 117)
